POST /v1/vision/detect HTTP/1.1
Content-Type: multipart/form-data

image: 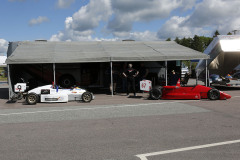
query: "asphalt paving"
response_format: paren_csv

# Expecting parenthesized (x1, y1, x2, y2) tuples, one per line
(1, 82, 240, 160)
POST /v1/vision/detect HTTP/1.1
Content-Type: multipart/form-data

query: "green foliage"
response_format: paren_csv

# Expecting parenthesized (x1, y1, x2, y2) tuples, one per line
(213, 30, 220, 37)
(181, 37, 192, 48)
(174, 37, 180, 44)
(175, 35, 213, 52)
(0, 67, 7, 81)
(175, 35, 214, 71)
(166, 38, 171, 41)
(182, 60, 198, 69)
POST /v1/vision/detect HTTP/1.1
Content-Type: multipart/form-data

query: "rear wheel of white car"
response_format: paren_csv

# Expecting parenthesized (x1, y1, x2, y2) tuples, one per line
(149, 86, 162, 100)
(26, 93, 38, 105)
(82, 92, 92, 103)
(207, 89, 220, 100)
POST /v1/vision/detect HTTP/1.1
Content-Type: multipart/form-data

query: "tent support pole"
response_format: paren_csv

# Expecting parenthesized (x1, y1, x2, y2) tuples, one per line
(196, 70, 198, 85)
(165, 61, 168, 86)
(53, 63, 56, 85)
(110, 61, 113, 97)
(207, 68, 210, 86)
(190, 61, 192, 75)
(205, 59, 208, 87)
(7, 64, 12, 100)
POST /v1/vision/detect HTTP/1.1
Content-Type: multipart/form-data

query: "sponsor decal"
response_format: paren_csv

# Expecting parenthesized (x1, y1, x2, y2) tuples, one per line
(141, 83, 146, 89)
(45, 97, 61, 101)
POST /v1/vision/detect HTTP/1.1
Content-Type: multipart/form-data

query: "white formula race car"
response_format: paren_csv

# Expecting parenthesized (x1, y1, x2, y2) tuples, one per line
(13, 83, 94, 105)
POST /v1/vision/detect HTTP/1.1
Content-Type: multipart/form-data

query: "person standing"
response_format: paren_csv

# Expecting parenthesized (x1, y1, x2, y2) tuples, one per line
(123, 63, 139, 96)
(169, 70, 179, 86)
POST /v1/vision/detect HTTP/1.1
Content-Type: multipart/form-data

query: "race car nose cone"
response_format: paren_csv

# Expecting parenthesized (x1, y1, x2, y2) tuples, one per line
(226, 94, 231, 99)
(222, 92, 231, 99)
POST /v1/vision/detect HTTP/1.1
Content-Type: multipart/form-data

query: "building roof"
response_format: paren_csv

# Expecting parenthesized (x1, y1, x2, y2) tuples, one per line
(6, 41, 208, 64)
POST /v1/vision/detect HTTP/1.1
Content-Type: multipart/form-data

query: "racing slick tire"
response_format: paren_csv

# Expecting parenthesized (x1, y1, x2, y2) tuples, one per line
(207, 89, 220, 100)
(82, 92, 92, 103)
(26, 93, 39, 105)
(149, 86, 162, 100)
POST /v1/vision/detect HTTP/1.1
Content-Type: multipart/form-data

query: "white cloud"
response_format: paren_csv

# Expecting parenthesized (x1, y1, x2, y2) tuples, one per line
(51, 0, 240, 41)
(157, 0, 240, 39)
(50, 0, 112, 41)
(71, 0, 112, 31)
(157, 16, 210, 39)
(180, 0, 197, 11)
(113, 31, 158, 41)
(10, 0, 240, 43)
(29, 16, 49, 26)
(51, 0, 193, 41)
(0, 39, 8, 56)
(50, 17, 101, 41)
(56, 0, 75, 9)
(108, 0, 181, 33)
(107, 0, 199, 35)
(186, 0, 240, 34)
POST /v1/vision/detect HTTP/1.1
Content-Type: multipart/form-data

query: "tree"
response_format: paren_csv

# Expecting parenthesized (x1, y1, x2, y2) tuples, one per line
(191, 35, 203, 52)
(174, 36, 213, 53)
(173, 35, 214, 72)
(166, 38, 171, 41)
(180, 37, 192, 48)
(199, 36, 213, 51)
(174, 37, 180, 44)
(213, 30, 220, 37)
(227, 32, 232, 35)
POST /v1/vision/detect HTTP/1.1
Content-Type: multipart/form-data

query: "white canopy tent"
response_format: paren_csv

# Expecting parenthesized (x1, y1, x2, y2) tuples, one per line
(6, 41, 208, 64)
(6, 41, 209, 98)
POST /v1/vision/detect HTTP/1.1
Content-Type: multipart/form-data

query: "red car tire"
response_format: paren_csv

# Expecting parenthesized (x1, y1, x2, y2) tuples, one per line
(207, 89, 220, 100)
(149, 86, 162, 100)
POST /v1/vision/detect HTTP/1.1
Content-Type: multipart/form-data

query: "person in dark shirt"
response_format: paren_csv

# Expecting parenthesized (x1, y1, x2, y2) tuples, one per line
(169, 70, 179, 86)
(123, 63, 139, 96)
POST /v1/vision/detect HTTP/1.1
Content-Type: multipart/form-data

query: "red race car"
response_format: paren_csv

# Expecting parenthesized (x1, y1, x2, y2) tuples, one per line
(149, 80, 231, 100)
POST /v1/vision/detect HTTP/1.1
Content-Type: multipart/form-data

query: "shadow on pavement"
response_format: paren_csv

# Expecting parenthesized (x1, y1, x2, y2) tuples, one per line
(214, 86, 240, 91)
(128, 96, 142, 98)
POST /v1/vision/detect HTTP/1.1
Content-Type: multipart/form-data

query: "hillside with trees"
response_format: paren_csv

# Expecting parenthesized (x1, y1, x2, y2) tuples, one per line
(167, 30, 234, 75)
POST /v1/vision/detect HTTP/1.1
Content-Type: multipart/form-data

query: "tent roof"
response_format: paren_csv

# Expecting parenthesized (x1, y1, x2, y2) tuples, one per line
(6, 41, 208, 64)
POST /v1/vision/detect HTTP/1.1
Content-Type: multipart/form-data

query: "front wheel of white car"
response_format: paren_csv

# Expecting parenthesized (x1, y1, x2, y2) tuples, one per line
(82, 92, 92, 103)
(26, 93, 38, 105)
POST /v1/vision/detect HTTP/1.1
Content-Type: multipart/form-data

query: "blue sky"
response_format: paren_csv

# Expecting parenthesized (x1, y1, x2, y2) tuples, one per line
(0, 0, 88, 41)
(1, 0, 240, 55)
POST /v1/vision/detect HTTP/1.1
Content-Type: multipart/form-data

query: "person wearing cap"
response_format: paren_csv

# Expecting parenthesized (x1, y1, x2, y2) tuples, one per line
(169, 70, 179, 86)
(123, 63, 139, 96)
